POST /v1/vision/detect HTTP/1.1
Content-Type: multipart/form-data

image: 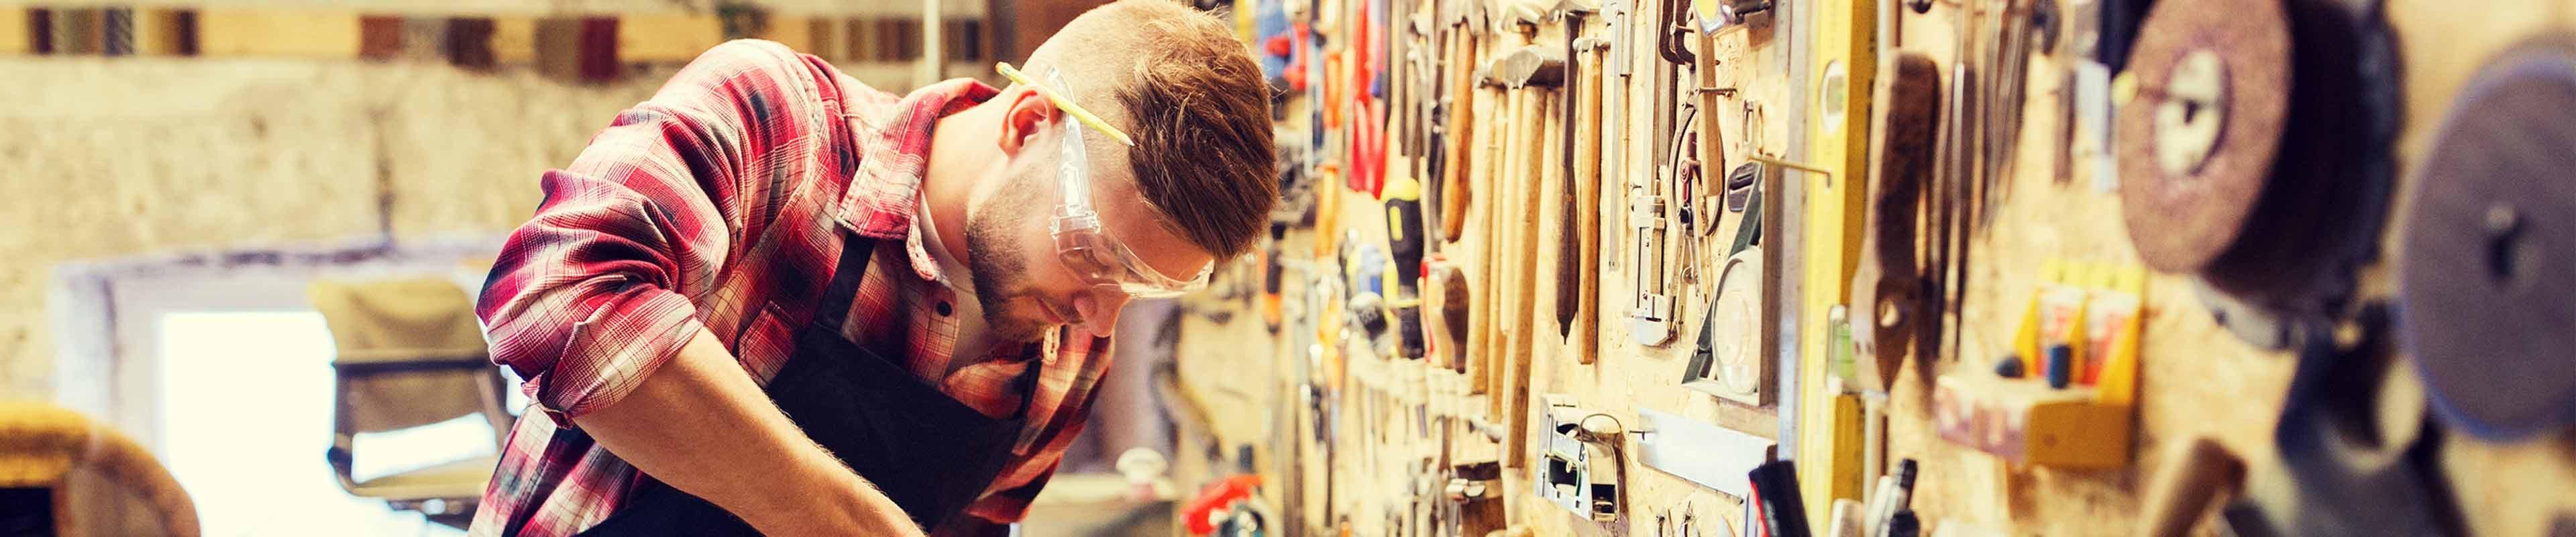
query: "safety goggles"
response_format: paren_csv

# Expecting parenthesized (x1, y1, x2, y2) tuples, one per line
(996, 62, 1213, 299)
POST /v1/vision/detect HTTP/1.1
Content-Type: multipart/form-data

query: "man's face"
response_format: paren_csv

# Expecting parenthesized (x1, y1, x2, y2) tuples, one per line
(961, 115, 1214, 340)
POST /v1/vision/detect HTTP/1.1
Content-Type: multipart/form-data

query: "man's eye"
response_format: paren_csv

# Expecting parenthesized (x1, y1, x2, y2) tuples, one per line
(1066, 250, 1115, 275)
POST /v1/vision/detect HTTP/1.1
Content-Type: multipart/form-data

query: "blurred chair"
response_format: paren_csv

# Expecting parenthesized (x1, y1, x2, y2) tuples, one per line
(0, 401, 200, 537)
(307, 277, 512, 529)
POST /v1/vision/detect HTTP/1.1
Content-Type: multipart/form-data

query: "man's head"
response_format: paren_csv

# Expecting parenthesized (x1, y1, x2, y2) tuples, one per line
(952, 0, 1275, 340)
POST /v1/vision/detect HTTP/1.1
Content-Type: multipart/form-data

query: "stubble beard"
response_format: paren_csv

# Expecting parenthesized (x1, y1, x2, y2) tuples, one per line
(965, 186, 1057, 342)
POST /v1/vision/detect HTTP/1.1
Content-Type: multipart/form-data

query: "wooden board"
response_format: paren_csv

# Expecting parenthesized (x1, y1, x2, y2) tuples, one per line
(617, 13, 723, 63)
(0, 9, 27, 54)
(197, 8, 360, 58)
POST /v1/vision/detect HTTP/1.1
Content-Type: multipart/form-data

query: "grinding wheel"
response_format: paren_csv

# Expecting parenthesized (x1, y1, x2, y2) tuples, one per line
(2120, 0, 2397, 324)
(2400, 37, 2576, 442)
(2115, 0, 2292, 279)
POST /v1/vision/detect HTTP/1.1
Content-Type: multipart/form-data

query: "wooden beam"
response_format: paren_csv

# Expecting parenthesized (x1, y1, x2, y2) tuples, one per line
(358, 15, 402, 59)
(100, 7, 132, 55)
(806, 16, 842, 60)
(0, 9, 29, 54)
(534, 17, 621, 82)
(619, 13, 722, 63)
(0, 2, 986, 19)
(28, 8, 50, 54)
(579, 17, 616, 82)
(198, 7, 360, 58)
(447, 17, 495, 70)
(53, 8, 102, 54)
(131, 8, 197, 56)
(758, 13, 816, 54)
(490, 16, 535, 64)
(845, 17, 874, 61)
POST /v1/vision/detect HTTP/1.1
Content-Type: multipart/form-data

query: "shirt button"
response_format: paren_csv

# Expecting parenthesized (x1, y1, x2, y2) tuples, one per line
(936, 301, 953, 316)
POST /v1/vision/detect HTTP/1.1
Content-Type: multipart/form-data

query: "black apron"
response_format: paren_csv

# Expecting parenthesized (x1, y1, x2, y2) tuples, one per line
(577, 234, 1038, 536)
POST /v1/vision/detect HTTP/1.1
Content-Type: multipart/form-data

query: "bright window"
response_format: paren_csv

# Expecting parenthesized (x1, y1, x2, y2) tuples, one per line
(158, 311, 479, 536)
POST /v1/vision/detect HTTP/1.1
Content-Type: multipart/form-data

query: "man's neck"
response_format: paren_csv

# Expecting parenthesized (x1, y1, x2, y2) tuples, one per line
(920, 107, 985, 267)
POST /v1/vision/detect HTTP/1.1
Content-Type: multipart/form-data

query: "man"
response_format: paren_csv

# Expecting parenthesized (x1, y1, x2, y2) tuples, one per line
(468, 1, 1275, 535)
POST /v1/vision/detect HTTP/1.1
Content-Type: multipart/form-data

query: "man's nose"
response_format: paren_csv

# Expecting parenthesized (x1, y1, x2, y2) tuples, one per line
(1072, 290, 1130, 336)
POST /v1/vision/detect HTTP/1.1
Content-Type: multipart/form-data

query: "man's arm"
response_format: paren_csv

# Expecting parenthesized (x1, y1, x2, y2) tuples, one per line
(575, 330, 922, 536)
(475, 40, 915, 534)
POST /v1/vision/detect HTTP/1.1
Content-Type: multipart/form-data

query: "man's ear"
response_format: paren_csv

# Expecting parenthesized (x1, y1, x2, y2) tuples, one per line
(996, 87, 1064, 156)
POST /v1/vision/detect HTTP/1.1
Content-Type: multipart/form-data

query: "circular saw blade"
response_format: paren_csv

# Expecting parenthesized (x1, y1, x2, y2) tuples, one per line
(2400, 38, 2576, 442)
(2116, 0, 2292, 275)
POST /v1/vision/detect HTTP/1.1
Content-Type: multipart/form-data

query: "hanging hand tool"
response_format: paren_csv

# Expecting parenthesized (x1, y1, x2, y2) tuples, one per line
(1555, 0, 1605, 364)
(1848, 52, 1941, 394)
(1535, 395, 1627, 522)
(1263, 237, 1287, 334)
(1437, 0, 1487, 243)
(1407, 13, 1444, 240)
(1689, 19, 1733, 227)
(2135, 437, 2245, 537)
(1384, 175, 1430, 359)
(1683, 246, 1768, 404)
(1346, 0, 1391, 197)
(1627, 0, 1698, 347)
(1598, 0, 1633, 277)
(1672, 118, 1702, 288)
(1486, 17, 1565, 467)
(1427, 258, 1472, 372)
(1466, 58, 1506, 399)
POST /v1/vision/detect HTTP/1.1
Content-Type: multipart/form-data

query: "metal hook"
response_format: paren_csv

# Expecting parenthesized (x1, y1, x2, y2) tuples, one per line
(1746, 155, 1833, 188)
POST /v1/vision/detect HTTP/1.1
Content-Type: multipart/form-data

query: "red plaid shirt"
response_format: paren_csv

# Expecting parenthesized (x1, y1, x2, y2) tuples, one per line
(469, 40, 1113, 536)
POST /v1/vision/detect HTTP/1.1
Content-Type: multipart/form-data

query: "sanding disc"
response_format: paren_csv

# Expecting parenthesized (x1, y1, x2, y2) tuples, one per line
(2115, 0, 2292, 275)
(2399, 38, 2576, 442)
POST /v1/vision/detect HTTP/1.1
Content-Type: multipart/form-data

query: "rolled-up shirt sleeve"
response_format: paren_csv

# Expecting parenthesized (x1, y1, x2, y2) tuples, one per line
(476, 40, 829, 423)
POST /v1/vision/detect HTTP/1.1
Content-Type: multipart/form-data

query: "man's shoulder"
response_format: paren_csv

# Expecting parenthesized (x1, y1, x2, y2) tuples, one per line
(667, 39, 900, 113)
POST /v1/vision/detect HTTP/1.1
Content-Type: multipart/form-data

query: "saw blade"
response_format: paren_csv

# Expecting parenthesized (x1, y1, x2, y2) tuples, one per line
(2399, 36, 2576, 442)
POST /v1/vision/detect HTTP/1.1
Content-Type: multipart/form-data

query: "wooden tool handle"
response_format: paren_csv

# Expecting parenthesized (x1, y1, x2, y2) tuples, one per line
(1441, 32, 1479, 242)
(2137, 437, 2246, 537)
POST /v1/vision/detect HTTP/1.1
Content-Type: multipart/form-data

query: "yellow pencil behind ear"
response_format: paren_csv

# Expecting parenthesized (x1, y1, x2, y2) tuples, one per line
(995, 62, 1138, 148)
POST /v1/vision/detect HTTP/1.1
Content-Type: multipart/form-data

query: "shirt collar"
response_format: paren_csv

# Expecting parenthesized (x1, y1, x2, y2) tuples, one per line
(836, 77, 998, 282)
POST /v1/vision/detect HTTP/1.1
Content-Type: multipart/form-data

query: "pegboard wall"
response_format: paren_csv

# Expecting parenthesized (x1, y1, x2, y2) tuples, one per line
(1162, 0, 2576, 536)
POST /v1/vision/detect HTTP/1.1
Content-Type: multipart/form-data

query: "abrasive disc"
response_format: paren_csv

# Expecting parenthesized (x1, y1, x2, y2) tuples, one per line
(2399, 38, 2576, 442)
(2116, 0, 2291, 276)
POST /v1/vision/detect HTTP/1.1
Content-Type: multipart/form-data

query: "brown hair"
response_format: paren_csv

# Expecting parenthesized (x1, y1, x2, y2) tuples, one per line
(1030, 0, 1277, 259)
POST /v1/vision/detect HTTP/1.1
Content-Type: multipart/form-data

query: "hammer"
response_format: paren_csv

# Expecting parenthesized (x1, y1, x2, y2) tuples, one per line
(1487, 35, 1565, 467)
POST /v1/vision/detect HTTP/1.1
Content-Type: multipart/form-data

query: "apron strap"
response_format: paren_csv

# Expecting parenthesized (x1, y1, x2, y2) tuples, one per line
(809, 232, 878, 332)
(812, 230, 1044, 426)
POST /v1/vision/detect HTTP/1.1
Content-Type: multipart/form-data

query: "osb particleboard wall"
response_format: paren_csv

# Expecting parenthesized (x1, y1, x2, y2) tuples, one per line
(1173, 0, 2576, 536)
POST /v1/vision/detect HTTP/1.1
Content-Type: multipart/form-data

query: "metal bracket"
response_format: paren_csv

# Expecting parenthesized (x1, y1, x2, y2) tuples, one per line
(1631, 407, 1775, 498)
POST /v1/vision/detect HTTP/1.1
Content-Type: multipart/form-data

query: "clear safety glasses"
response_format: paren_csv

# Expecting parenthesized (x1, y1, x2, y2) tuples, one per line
(996, 62, 1212, 299)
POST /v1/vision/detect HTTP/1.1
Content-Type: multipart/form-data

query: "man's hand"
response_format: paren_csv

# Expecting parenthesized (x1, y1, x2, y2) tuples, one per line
(572, 330, 926, 536)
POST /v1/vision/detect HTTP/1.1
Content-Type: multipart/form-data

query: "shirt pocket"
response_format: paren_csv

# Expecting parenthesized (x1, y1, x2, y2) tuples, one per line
(733, 302, 798, 385)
